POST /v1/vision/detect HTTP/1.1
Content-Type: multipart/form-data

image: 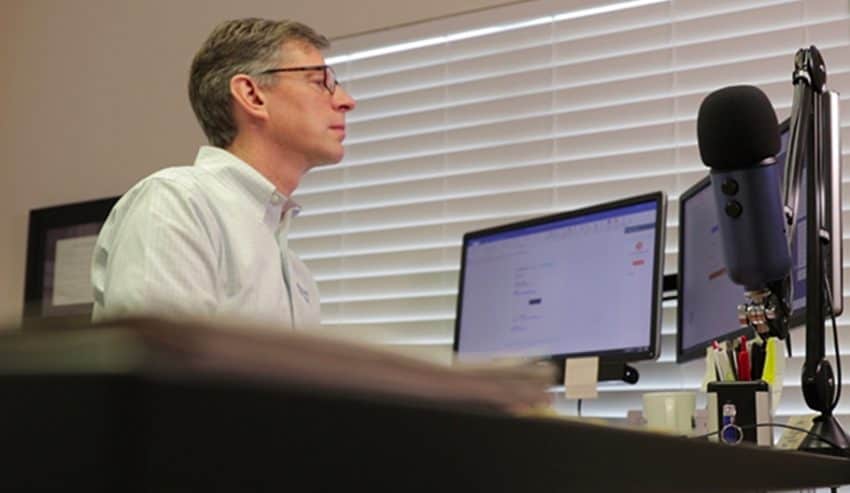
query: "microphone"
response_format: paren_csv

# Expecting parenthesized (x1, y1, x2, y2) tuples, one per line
(697, 85, 790, 291)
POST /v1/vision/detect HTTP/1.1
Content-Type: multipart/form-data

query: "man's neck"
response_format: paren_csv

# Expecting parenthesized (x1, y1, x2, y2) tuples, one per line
(226, 138, 307, 197)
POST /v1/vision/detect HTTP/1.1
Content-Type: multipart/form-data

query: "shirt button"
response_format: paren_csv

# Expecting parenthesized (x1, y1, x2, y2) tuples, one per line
(270, 193, 282, 205)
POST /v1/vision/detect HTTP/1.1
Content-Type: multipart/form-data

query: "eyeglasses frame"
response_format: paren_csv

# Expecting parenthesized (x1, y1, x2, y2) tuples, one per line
(258, 65, 339, 95)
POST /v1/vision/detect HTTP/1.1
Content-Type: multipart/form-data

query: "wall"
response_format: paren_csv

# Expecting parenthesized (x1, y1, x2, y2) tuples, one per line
(0, 0, 531, 327)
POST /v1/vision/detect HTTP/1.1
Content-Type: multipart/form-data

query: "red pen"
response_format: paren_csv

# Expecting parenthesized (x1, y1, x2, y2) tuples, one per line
(737, 336, 751, 380)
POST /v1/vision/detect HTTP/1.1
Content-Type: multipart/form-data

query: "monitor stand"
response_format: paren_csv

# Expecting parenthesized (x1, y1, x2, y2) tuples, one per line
(599, 362, 639, 384)
(556, 359, 639, 385)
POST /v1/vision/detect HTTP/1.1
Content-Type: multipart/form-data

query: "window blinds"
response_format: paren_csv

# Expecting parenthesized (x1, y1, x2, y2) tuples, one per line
(289, 0, 850, 420)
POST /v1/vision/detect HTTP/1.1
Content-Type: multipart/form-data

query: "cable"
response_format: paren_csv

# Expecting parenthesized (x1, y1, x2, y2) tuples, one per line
(691, 422, 843, 450)
(784, 274, 795, 356)
(828, 296, 842, 412)
(822, 264, 842, 412)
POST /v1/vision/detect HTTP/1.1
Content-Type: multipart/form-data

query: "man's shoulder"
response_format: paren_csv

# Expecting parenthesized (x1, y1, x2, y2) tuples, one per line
(137, 164, 208, 189)
(123, 165, 216, 201)
(109, 165, 218, 220)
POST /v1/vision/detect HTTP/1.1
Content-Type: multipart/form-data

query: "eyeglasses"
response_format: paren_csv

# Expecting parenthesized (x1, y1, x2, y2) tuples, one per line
(259, 65, 339, 95)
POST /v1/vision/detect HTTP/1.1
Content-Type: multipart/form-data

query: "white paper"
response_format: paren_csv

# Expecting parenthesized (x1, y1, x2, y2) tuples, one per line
(775, 415, 816, 450)
(564, 356, 598, 399)
(52, 235, 98, 306)
(702, 346, 717, 392)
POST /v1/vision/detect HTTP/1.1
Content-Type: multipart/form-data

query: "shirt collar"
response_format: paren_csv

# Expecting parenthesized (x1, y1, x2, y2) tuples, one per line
(193, 146, 302, 226)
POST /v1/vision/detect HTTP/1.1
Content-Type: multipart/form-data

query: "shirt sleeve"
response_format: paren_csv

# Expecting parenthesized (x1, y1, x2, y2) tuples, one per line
(91, 177, 221, 322)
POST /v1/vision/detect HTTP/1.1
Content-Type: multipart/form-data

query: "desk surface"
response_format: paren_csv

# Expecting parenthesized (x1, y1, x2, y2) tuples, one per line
(4, 373, 850, 492)
(2, 322, 849, 492)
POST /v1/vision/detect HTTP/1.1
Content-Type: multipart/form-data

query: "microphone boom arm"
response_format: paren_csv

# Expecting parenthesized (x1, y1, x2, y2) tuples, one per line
(736, 47, 825, 343)
(781, 45, 849, 456)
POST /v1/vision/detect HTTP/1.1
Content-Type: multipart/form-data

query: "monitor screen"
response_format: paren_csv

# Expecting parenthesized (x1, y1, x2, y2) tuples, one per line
(676, 118, 835, 362)
(453, 192, 666, 363)
(676, 176, 750, 363)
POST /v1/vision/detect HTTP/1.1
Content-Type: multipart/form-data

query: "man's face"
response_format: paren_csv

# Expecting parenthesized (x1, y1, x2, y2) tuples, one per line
(263, 41, 356, 169)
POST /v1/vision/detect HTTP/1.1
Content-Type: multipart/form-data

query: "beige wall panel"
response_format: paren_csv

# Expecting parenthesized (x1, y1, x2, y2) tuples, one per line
(0, 0, 535, 327)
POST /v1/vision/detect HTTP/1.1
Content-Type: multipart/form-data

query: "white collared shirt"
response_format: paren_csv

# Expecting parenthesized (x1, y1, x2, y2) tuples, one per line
(91, 146, 320, 330)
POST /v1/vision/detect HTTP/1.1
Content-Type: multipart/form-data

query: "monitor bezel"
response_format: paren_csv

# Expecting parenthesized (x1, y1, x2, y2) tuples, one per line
(453, 191, 667, 364)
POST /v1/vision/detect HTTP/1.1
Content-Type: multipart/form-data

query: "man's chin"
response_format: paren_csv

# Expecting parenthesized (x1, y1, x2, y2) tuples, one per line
(311, 151, 345, 168)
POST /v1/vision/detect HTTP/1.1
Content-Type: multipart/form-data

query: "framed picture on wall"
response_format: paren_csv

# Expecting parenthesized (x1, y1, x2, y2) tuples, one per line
(22, 197, 119, 330)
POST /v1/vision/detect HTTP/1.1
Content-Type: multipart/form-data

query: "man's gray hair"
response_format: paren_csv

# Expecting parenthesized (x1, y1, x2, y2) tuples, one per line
(189, 18, 329, 148)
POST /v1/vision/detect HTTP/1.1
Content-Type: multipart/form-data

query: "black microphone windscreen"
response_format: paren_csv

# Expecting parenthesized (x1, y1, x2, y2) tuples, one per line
(697, 85, 780, 170)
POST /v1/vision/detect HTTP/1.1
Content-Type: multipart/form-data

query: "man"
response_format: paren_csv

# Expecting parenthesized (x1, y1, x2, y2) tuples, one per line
(91, 19, 355, 329)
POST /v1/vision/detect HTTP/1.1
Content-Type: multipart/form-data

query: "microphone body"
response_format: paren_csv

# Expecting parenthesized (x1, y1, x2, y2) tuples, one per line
(697, 85, 790, 291)
(709, 165, 789, 289)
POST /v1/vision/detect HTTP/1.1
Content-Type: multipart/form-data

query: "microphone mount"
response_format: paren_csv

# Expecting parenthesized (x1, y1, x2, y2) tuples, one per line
(736, 286, 787, 339)
(784, 45, 849, 456)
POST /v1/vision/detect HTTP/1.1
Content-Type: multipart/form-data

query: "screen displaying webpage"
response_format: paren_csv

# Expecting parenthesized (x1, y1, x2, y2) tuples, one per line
(457, 201, 658, 360)
(679, 183, 748, 352)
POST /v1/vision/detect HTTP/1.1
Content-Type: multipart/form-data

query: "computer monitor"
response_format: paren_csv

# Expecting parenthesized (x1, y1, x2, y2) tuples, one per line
(453, 192, 666, 376)
(677, 118, 842, 362)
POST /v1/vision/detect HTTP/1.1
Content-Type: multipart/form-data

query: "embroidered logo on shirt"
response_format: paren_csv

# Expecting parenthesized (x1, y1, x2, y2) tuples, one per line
(296, 282, 310, 304)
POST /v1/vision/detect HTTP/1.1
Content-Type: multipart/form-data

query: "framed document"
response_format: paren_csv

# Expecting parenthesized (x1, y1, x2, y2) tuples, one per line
(23, 197, 119, 329)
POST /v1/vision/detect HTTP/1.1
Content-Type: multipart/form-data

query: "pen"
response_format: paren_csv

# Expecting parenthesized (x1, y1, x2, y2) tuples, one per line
(751, 339, 765, 380)
(737, 336, 751, 380)
(726, 346, 738, 380)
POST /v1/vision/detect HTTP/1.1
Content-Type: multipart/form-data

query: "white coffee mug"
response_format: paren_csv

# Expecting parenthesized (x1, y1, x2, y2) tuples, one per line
(641, 391, 696, 435)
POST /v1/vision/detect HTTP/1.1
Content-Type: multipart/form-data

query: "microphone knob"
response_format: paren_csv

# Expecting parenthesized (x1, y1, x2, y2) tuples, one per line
(721, 178, 739, 196)
(725, 200, 743, 218)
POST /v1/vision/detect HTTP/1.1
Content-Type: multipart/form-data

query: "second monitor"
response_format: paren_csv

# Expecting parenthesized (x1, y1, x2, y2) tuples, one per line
(677, 118, 843, 362)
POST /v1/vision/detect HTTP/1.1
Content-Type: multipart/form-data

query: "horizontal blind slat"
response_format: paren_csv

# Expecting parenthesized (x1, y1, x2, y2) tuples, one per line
(296, 0, 850, 421)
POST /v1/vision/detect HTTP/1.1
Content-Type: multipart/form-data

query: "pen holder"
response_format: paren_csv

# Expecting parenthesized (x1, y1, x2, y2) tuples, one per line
(707, 380, 772, 447)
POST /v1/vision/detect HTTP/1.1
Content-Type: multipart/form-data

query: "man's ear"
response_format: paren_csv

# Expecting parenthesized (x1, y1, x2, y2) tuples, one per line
(230, 74, 268, 121)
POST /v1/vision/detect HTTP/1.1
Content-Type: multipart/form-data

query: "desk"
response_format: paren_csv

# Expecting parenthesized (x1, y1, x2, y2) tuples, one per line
(2, 323, 849, 492)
